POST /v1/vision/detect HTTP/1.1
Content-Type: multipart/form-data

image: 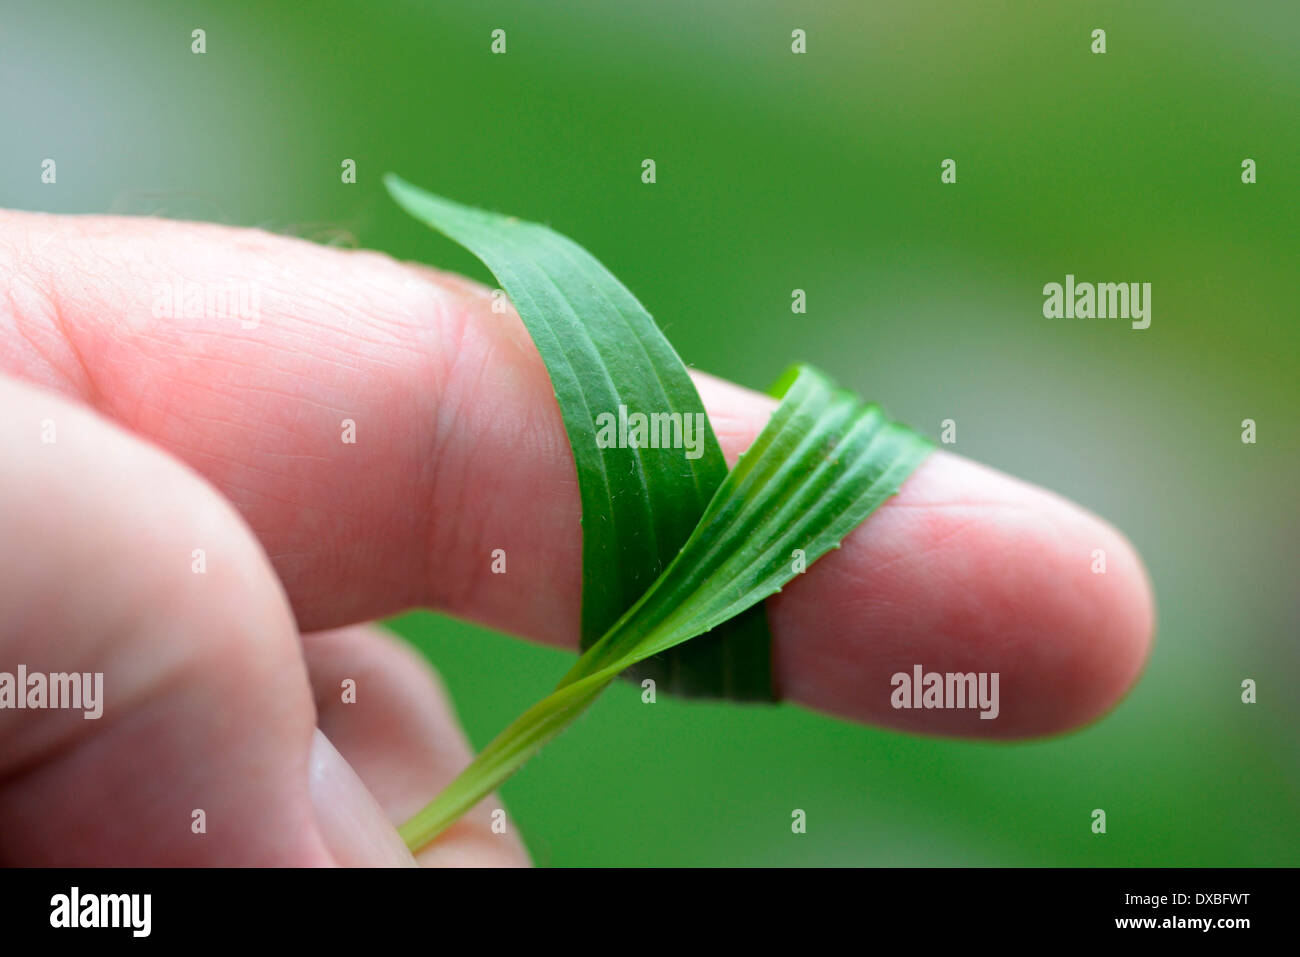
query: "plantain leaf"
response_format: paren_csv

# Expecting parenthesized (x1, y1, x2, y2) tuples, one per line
(397, 364, 933, 850)
(385, 174, 772, 699)
(384, 178, 932, 850)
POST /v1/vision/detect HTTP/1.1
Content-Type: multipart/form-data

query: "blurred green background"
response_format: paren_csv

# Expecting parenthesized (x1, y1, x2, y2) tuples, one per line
(3, 0, 1296, 865)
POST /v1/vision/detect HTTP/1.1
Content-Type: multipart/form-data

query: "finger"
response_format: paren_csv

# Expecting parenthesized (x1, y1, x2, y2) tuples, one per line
(0, 212, 1153, 737)
(695, 373, 1155, 738)
(304, 624, 528, 866)
(0, 374, 416, 865)
(308, 729, 417, 867)
(0, 374, 337, 864)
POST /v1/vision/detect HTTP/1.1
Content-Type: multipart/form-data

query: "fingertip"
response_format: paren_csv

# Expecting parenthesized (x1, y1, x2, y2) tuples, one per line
(304, 624, 531, 867)
(308, 729, 418, 867)
(770, 451, 1156, 738)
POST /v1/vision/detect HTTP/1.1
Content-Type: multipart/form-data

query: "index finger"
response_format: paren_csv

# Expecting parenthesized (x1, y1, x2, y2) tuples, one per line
(0, 210, 1154, 737)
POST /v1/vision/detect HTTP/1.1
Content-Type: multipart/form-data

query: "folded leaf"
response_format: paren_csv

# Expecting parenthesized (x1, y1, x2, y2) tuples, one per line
(385, 174, 771, 699)
(398, 365, 932, 850)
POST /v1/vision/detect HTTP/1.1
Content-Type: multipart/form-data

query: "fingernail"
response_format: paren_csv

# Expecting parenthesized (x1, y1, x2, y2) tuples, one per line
(308, 729, 417, 867)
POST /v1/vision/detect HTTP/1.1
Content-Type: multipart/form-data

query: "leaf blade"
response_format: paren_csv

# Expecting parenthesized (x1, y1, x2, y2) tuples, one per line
(385, 174, 772, 699)
(398, 365, 933, 850)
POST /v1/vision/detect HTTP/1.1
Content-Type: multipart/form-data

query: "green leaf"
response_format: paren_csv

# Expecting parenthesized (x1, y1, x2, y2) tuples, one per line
(383, 179, 932, 850)
(396, 364, 933, 851)
(385, 174, 772, 699)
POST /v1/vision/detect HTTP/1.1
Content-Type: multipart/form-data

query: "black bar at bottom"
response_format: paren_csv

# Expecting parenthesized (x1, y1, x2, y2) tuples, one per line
(0, 866, 1281, 943)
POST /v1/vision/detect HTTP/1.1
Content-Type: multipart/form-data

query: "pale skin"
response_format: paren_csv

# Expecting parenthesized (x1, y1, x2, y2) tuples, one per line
(0, 212, 1155, 865)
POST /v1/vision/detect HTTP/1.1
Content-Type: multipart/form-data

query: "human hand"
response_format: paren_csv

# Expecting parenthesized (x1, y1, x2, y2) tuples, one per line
(0, 212, 1153, 865)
